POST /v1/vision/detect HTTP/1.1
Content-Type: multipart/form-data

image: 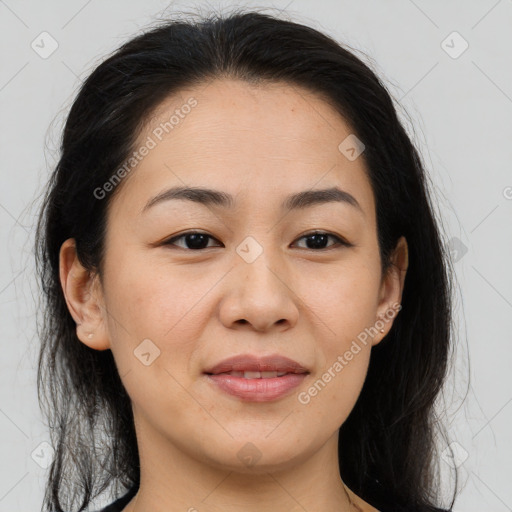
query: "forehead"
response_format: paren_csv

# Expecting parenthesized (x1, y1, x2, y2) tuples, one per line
(110, 78, 375, 221)
(143, 78, 354, 162)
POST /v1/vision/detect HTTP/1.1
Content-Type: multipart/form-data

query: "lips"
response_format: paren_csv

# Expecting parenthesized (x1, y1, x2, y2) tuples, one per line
(203, 354, 309, 402)
(203, 354, 309, 376)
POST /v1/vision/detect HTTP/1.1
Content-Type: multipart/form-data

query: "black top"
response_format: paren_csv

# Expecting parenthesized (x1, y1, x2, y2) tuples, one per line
(97, 485, 138, 512)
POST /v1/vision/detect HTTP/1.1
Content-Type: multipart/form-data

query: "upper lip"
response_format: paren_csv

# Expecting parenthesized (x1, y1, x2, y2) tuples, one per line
(204, 354, 310, 375)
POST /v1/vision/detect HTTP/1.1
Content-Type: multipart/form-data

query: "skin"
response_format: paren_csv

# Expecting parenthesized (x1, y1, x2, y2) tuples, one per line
(59, 78, 408, 512)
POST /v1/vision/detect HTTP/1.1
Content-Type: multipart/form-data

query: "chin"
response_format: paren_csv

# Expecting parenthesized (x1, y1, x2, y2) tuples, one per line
(194, 435, 315, 475)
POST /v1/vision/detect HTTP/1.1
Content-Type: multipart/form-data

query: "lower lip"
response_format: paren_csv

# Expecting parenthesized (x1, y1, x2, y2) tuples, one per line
(205, 373, 308, 402)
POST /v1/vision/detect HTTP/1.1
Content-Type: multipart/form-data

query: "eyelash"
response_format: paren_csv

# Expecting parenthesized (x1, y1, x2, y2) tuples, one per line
(162, 230, 351, 251)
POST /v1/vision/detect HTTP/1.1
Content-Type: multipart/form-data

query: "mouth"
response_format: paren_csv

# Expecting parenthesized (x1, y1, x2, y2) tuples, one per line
(203, 354, 310, 402)
(212, 370, 295, 378)
(204, 353, 310, 375)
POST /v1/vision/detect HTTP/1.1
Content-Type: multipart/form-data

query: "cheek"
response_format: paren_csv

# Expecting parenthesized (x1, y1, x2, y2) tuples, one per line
(102, 266, 210, 428)
(291, 343, 371, 449)
(102, 257, 212, 387)
(304, 256, 382, 343)
(296, 258, 380, 420)
(298, 324, 372, 435)
(105, 252, 212, 341)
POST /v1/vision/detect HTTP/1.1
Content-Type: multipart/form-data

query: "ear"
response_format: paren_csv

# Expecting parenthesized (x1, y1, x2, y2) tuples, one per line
(59, 238, 110, 351)
(372, 236, 408, 345)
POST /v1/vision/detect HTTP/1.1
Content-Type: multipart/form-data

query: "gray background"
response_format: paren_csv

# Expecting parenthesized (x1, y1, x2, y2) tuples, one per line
(1, 0, 511, 510)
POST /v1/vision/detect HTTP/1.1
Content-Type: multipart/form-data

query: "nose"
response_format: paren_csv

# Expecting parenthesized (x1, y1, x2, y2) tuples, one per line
(218, 248, 300, 333)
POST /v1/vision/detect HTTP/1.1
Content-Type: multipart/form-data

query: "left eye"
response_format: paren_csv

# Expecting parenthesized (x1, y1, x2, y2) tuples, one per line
(162, 231, 349, 251)
(293, 231, 348, 250)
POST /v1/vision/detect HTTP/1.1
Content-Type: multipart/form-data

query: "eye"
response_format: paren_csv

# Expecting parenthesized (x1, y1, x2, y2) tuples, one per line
(293, 231, 350, 250)
(162, 230, 350, 251)
(162, 231, 222, 250)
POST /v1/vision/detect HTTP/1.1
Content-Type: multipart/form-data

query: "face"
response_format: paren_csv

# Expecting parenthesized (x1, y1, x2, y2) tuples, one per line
(61, 78, 407, 474)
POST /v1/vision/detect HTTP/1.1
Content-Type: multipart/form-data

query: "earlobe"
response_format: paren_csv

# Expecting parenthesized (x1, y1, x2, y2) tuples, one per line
(59, 238, 110, 351)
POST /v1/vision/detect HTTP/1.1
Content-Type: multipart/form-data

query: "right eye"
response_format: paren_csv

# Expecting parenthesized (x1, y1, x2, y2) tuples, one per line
(162, 231, 223, 250)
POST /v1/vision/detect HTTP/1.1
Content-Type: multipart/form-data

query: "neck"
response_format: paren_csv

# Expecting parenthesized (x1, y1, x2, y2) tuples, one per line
(124, 416, 357, 512)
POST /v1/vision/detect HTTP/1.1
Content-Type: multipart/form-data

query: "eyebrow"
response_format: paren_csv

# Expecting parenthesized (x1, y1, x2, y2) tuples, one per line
(142, 185, 363, 215)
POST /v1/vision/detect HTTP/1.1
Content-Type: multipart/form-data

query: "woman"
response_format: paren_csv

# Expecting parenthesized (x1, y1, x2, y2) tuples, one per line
(35, 8, 457, 512)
